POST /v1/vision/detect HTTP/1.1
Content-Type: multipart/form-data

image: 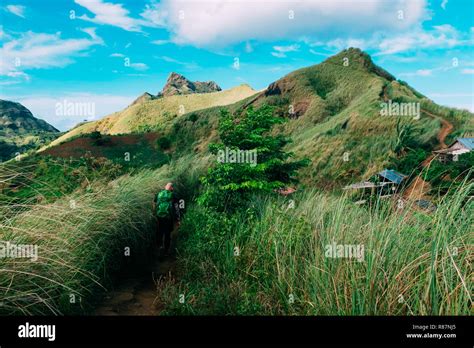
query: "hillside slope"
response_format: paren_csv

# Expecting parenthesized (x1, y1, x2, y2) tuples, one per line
(169, 48, 473, 189)
(48, 84, 257, 147)
(0, 100, 59, 161)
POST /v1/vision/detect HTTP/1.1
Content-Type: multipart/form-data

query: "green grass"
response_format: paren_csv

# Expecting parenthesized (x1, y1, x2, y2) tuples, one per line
(0, 155, 208, 315)
(1, 48, 472, 317)
(158, 181, 472, 315)
(46, 84, 257, 148)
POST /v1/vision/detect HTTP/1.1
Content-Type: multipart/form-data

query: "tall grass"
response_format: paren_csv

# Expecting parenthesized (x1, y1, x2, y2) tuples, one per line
(160, 181, 472, 315)
(0, 155, 209, 315)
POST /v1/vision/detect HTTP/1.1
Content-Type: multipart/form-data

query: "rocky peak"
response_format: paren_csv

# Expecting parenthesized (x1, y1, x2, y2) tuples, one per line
(130, 92, 156, 106)
(157, 72, 222, 97)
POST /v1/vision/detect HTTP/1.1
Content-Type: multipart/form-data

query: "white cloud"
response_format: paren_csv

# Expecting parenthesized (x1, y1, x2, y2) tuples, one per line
(309, 49, 330, 57)
(5, 5, 26, 18)
(157, 56, 199, 70)
(428, 93, 474, 97)
(399, 69, 434, 77)
(146, 0, 426, 48)
(151, 39, 169, 45)
(376, 25, 468, 55)
(441, 0, 448, 10)
(130, 62, 148, 71)
(461, 69, 474, 74)
(416, 69, 433, 76)
(0, 28, 103, 82)
(325, 38, 369, 51)
(271, 44, 299, 58)
(74, 0, 163, 32)
(110, 52, 125, 57)
(244, 41, 253, 53)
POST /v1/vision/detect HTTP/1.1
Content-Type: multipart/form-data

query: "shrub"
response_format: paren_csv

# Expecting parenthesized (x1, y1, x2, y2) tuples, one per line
(198, 105, 309, 211)
(157, 136, 172, 150)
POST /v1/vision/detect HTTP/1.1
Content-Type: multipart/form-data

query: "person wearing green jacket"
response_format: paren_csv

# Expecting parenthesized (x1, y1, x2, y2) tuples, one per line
(153, 182, 179, 256)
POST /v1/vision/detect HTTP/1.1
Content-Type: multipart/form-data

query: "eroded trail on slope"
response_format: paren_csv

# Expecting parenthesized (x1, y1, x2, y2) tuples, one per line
(403, 109, 454, 200)
(381, 84, 454, 200)
(94, 230, 178, 316)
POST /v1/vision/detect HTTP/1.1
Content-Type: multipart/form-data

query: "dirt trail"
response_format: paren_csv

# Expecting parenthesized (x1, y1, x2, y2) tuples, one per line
(404, 109, 454, 200)
(94, 230, 178, 316)
(380, 84, 454, 200)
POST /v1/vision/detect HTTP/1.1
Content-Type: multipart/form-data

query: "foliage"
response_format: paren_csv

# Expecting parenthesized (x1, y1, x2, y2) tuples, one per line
(157, 136, 172, 150)
(198, 105, 309, 210)
(426, 152, 474, 193)
(392, 118, 422, 156)
(160, 183, 473, 315)
(390, 148, 427, 177)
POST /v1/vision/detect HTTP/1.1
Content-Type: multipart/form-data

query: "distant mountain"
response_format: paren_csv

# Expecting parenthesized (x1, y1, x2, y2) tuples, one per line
(0, 100, 58, 136)
(130, 73, 222, 107)
(157, 72, 222, 97)
(0, 100, 59, 161)
(47, 83, 256, 147)
(130, 92, 157, 106)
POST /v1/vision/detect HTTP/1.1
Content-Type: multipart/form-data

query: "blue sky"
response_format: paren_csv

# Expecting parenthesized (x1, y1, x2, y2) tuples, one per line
(0, 0, 473, 130)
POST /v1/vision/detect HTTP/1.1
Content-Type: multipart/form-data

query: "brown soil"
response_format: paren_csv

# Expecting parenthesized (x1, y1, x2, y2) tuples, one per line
(93, 228, 178, 316)
(41, 132, 160, 159)
(380, 84, 454, 201)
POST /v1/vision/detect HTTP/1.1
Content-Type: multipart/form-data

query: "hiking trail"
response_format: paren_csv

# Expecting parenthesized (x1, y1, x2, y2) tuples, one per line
(404, 109, 454, 200)
(93, 229, 178, 316)
(381, 84, 454, 200)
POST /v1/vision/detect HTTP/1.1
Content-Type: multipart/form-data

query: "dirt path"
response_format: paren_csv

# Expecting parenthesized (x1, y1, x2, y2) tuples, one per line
(94, 230, 178, 316)
(423, 109, 453, 150)
(380, 84, 454, 200)
(404, 109, 454, 200)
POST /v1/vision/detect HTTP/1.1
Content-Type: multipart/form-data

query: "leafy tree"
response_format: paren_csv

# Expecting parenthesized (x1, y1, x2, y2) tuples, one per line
(198, 105, 309, 211)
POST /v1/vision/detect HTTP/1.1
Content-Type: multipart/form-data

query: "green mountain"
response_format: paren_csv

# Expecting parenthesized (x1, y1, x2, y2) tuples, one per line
(42, 48, 473, 188)
(0, 100, 59, 161)
(46, 82, 257, 148)
(2, 48, 472, 316)
(169, 48, 473, 188)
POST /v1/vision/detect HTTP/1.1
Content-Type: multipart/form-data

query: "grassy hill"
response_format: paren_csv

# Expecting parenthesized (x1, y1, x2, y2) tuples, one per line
(169, 48, 473, 189)
(46, 84, 257, 148)
(0, 100, 59, 161)
(1, 48, 472, 316)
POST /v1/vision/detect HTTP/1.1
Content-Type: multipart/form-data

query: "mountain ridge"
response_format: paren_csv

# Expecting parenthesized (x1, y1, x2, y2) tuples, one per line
(0, 99, 59, 161)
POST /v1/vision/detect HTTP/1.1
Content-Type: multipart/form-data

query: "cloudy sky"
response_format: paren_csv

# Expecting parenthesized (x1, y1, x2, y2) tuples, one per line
(0, 0, 473, 130)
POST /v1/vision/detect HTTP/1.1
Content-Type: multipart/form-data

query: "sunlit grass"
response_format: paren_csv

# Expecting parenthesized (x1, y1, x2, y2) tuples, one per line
(160, 179, 472, 315)
(0, 155, 209, 315)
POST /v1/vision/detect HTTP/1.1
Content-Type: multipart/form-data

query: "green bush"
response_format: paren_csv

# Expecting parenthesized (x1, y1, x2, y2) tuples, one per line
(157, 136, 172, 150)
(198, 105, 309, 210)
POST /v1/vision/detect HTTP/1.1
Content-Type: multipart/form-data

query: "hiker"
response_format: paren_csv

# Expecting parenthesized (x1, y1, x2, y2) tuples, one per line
(153, 182, 180, 256)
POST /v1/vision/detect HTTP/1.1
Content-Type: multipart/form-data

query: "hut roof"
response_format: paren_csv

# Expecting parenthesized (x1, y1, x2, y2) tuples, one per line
(378, 169, 406, 185)
(458, 138, 474, 150)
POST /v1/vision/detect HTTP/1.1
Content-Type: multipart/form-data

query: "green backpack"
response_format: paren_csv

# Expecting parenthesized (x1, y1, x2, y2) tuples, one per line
(156, 190, 173, 218)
